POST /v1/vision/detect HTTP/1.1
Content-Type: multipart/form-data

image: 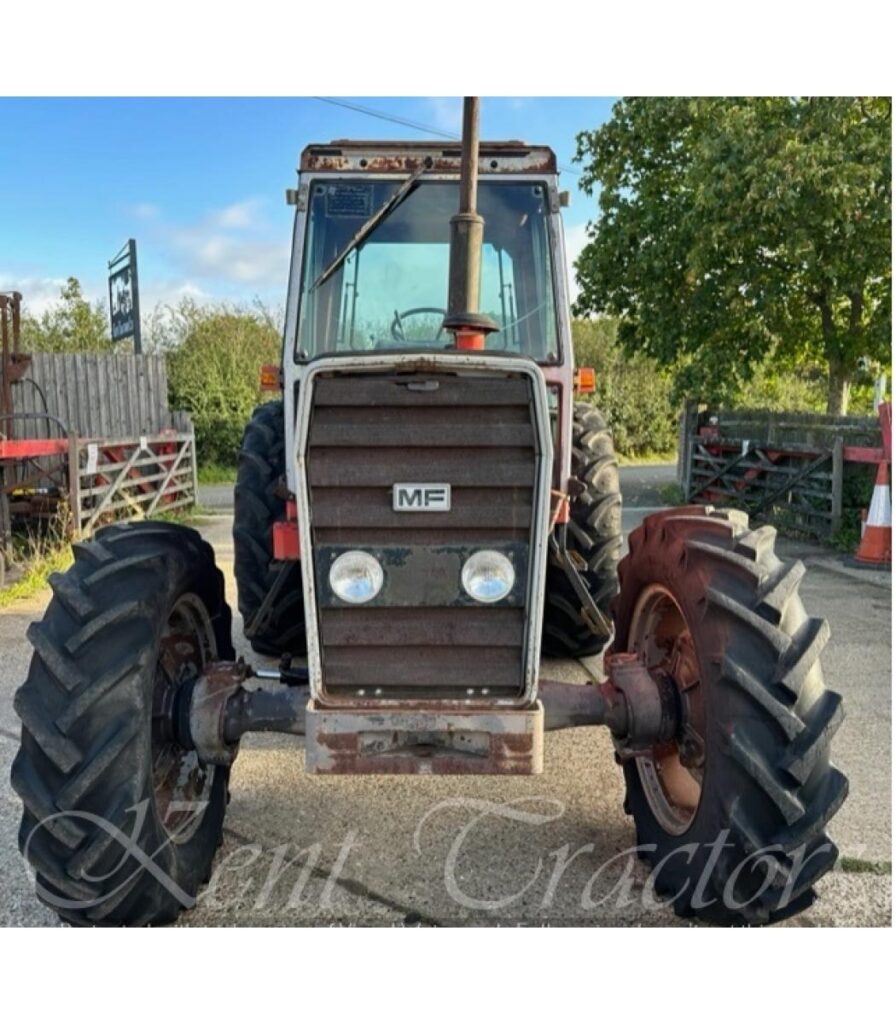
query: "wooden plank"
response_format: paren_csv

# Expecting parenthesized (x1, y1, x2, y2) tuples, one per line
(127, 355, 139, 436)
(82, 444, 145, 532)
(138, 355, 149, 433)
(69, 437, 83, 539)
(113, 354, 127, 436)
(77, 352, 89, 434)
(56, 354, 70, 436)
(146, 438, 192, 514)
(78, 466, 192, 499)
(96, 355, 110, 438)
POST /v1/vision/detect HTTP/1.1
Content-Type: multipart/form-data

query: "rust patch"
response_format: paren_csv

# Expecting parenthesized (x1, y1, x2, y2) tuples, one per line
(300, 141, 557, 176)
(305, 703, 543, 775)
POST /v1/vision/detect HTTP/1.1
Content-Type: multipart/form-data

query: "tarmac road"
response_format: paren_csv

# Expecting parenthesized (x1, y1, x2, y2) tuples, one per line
(0, 492, 890, 926)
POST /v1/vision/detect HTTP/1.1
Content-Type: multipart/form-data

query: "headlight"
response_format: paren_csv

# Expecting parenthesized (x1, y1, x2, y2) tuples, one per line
(461, 550, 515, 604)
(329, 551, 384, 604)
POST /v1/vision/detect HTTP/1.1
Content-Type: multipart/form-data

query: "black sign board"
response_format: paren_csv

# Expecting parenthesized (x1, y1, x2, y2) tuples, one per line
(108, 239, 142, 353)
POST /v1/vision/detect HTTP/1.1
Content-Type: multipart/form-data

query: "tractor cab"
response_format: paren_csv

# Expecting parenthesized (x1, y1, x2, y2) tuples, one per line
(280, 139, 577, 521)
(288, 142, 564, 364)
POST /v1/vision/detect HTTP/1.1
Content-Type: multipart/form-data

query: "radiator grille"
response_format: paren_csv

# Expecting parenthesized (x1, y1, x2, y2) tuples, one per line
(305, 370, 540, 699)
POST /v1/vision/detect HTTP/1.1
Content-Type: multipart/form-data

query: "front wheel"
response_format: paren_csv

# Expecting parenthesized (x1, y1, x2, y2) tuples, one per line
(11, 521, 234, 926)
(233, 401, 305, 657)
(612, 506, 847, 924)
(542, 404, 623, 658)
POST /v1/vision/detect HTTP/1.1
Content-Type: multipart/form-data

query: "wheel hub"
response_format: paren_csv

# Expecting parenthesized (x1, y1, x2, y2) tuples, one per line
(151, 593, 218, 843)
(627, 584, 706, 836)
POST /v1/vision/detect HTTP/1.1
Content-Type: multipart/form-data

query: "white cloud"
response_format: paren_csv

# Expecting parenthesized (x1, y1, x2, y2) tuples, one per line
(129, 196, 288, 295)
(0, 274, 71, 316)
(140, 278, 211, 310)
(209, 199, 261, 230)
(168, 228, 288, 286)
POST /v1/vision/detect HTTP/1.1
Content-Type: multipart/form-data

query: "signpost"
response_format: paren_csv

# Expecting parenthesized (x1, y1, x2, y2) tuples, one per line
(108, 239, 142, 354)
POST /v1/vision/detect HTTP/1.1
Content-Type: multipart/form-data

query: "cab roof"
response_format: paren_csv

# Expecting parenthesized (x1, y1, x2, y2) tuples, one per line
(299, 140, 557, 176)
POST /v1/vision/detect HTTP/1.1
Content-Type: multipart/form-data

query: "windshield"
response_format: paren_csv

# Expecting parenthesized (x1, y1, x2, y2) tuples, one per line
(295, 179, 559, 361)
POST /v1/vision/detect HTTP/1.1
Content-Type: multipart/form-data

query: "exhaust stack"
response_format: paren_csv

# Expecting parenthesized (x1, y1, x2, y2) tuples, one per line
(444, 97, 498, 350)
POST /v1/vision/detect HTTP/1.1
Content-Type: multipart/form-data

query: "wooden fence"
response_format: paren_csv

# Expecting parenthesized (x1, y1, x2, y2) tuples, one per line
(7, 352, 188, 439)
(2, 353, 197, 565)
(680, 405, 883, 540)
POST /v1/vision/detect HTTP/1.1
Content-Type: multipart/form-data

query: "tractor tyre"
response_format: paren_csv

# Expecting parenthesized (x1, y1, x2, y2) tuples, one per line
(542, 403, 623, 658)
(233, 400, 305, 656)
(611, 506, 847, 924)
(11, 521, 234, 926)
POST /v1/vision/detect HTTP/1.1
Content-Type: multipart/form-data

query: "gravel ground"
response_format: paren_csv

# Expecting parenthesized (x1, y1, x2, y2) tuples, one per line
(0, 506, 890, 927)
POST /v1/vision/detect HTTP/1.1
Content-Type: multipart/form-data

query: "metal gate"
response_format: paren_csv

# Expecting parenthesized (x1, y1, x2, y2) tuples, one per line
(70, 431, 197, 539)
(685, 435, 843, 538)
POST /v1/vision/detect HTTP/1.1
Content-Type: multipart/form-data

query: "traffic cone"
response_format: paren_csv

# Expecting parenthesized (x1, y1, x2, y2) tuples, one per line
(854, 461, 891, 566)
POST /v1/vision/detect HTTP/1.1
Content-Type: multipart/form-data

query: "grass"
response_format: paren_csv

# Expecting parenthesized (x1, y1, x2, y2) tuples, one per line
(197, 462, 237, 485)
(0, 505, 212, 610)
(0, 543, 73, 609)
(153, 504, 212, 525)
(657, 482, 686, 506)
(838, 857, 892, 876)
(617, 450, 677, 466)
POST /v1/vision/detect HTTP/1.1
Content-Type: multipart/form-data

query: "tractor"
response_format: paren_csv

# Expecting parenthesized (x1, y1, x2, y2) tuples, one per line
(12, 98, 847, 926)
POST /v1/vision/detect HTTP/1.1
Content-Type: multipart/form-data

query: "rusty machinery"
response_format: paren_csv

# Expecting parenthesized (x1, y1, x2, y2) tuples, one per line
(0, 292, 72, 580)
(11, 98, 847, 927)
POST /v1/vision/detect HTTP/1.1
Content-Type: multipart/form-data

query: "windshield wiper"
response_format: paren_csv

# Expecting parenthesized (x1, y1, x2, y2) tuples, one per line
(312, 167, 427, 289)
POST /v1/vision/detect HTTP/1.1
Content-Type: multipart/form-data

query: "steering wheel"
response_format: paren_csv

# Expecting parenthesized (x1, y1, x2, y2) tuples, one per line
(390, 307, 448, 344)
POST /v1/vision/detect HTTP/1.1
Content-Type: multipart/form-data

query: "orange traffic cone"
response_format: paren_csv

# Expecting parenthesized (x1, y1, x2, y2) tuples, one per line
(854, 461, 891, 566)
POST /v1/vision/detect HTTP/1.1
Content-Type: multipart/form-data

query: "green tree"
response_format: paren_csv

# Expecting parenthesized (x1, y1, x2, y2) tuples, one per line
(21, 277, 111, 353)
(164, 300, 281, 466)
(572, 317, 678, 457)
(574, 97, 891, 414)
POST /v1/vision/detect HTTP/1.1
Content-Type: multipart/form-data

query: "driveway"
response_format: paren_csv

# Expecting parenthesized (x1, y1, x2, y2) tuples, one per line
(0, 505, 890, 926)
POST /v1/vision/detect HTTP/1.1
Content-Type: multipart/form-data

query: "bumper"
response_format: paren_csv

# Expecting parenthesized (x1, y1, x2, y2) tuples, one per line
(305, 702, 544, 775)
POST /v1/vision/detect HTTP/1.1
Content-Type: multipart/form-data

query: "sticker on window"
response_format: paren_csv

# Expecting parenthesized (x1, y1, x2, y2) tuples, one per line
(326, 185, 373, 218)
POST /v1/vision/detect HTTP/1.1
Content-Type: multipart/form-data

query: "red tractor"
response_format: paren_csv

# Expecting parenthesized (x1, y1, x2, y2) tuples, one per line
(12, 99, 846, 926)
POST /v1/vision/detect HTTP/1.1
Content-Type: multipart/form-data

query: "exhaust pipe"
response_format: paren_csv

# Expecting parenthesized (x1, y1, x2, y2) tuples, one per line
(444, 96, 497, 350)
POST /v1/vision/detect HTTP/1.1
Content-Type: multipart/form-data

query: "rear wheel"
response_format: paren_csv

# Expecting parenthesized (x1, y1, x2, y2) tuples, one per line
(612, 506, 848, 924)
(542, 404, 623, 657)
(233, 401, 305, 656)
(11, 521, 233, 926)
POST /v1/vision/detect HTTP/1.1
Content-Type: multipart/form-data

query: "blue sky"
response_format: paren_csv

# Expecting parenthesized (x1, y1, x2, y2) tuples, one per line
(0, 97, 615, 317)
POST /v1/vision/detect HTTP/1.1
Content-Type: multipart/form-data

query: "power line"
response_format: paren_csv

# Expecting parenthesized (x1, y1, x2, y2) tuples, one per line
(313, 97, 458, 141)
(312, 96, 581, 179)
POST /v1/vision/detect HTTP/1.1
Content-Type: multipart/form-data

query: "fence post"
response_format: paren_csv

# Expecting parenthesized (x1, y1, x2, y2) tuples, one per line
(831, 436, 844, 538)
(190, 428, 199, 509)
(683, 435, 695, 501)
(67, 433, 82, 540)
(678, 400, 697, 491)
